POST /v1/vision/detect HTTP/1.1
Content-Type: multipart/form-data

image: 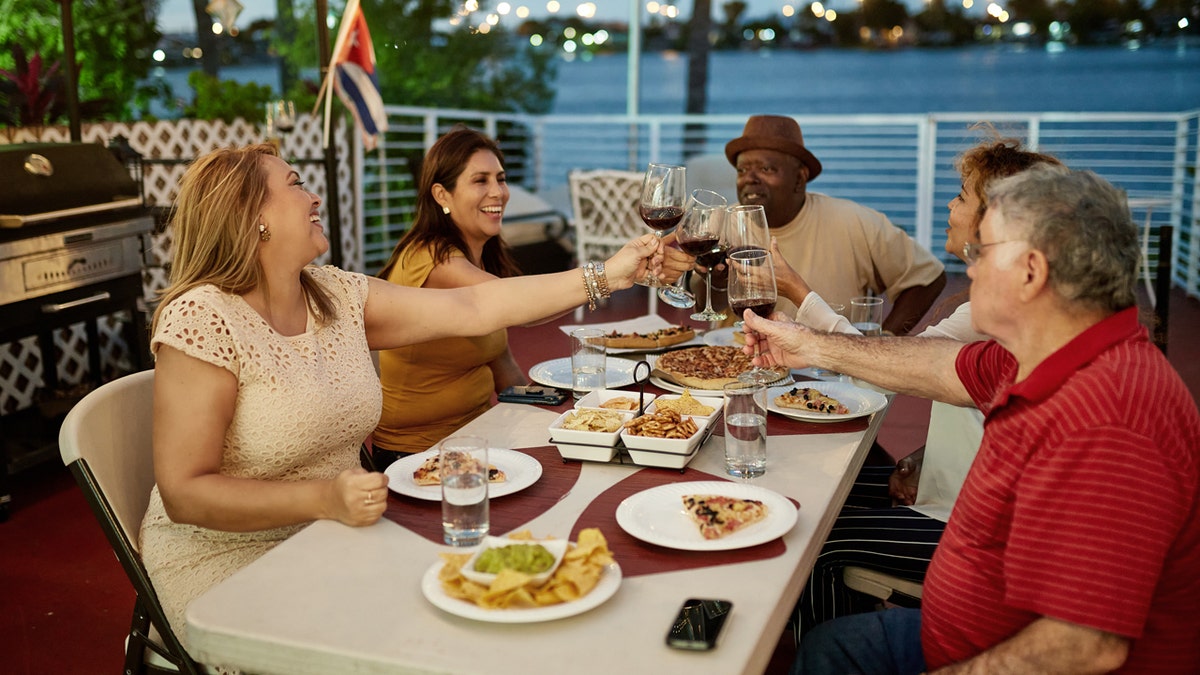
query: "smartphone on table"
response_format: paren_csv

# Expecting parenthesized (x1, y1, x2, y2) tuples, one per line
(665, 598, 733, 651)
(497, 384, 568, 405)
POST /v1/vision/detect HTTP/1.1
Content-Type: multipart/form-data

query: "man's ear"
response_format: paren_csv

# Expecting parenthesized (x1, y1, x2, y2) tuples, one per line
(1018, 248, 1050, 302)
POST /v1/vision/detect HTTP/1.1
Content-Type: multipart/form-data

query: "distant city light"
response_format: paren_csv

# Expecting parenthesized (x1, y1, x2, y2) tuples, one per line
(530, 33, 544, 46)
(758, 28, 775, 41)
(564, 26, 577, 38)
(582, 33, 594, 45)
(665, 5, 679, 18)
(486, 12, 499, 24)
(811, 2, 824, 18)
(986, 2, 1003, 18)
(449, 15, 462, 24)
(1179, 18, 1190, 30)
(477, 22, 492, 33)
(211, 22, 224, 35)
(563, 39, 577, 53)
(497, 2, 511, 14)
(743, 28, 754, 40)
(576, 2, 597, 18)
(1012, 21, 1031, 37)
(825, 9, 837, 21)
(782, 4, 794, 18)
(998, 10, 1009, 22)
(516, 5, 530, 17)
(546, 0, 560, 12)
(153, 49, 166, 62)
(465, 0, 479, 11)
(594, 29, 610, 44)
(962, 0, 973, 8)
(647, 1, 659, 12)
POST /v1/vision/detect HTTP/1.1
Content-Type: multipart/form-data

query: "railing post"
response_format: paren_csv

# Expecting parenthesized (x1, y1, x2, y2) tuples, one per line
(915, 116, 937, 254)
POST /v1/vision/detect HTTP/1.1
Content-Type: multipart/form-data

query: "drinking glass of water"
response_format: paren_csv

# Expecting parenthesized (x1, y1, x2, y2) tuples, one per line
(850, 296, 884, 336)
(723, 380, 767, 480)
(440, 435, 489, 547)
(569, 327, 607, 399)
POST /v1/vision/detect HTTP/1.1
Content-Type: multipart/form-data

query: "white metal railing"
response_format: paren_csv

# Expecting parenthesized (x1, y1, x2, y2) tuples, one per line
(356, 106, 1200, 299)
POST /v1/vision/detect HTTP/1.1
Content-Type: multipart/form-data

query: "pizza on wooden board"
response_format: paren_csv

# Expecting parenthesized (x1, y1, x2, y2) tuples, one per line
(653, 345, 787, 390)
(599, 325, 696, 350)
(413, 453, 507, 487)
(682, 494, 770, 540)
(774, 387, 850, 415)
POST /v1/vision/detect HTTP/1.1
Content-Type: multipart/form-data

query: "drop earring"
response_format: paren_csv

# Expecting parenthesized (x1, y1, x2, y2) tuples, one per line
(442, 206, 451, 215)
(259, 222, 271, 242)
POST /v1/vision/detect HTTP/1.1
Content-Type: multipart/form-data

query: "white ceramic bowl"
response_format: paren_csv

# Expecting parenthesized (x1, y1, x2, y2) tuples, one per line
(458, 536, 570, 586)
(646, 393, 722, 426)
(619, 414, 708, 455)
(625, 446, 699, 469)
(574, 388, 656, 412)
(548, 408, 631, 447)
(554, 442, 619, 463)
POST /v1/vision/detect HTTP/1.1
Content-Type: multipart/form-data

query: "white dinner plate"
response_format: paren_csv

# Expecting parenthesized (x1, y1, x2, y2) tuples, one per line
(766, 381, 888, 423)
(385, 448, 542, 501)
(702, 326, 741, 347)
(615, 481, 798, 551)
(421, 559, 622, 623)
(528, 356, 644, 390)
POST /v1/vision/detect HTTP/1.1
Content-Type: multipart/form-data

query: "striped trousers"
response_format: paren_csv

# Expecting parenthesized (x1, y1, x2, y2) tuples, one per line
(793, 465, 945, 645)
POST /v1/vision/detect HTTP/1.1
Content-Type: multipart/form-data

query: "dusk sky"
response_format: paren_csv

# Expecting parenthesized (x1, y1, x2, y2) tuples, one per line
(159, 0, 971, 33)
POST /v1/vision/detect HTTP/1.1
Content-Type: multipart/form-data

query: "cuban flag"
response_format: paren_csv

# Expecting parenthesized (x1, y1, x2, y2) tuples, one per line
(321, 0, 387, 150)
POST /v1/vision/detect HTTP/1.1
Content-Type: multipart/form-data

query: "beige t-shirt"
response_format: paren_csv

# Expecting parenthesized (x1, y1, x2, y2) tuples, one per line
(772, 192, 945, 319)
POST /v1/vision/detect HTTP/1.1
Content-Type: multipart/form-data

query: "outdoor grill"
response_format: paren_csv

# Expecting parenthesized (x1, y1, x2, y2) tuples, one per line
(0, 142, 154, 521)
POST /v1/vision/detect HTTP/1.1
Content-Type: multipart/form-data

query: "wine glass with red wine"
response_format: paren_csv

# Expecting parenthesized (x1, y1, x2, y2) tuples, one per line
(638, 163, 687, 294)
(673, 189, 729, 322)
(727, 248, 779, 384)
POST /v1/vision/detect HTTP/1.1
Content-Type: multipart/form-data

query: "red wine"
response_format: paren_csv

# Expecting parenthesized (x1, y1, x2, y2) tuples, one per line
(679, 236, 720, 256)
(730, 297, 776, 318)
(696, 244, 729, 268)
(640, 206, 684, 231)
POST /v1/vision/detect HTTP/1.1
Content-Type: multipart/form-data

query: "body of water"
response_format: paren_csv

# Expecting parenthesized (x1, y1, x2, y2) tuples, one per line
(154, 42, 1200, 118)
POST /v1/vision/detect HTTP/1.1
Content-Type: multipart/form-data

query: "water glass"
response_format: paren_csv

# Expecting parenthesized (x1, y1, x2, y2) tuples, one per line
(723, 381, 767, 479)
(440, 435, 489, 547)
(850, 296, 884, 336)
(570, 327, 607, 399)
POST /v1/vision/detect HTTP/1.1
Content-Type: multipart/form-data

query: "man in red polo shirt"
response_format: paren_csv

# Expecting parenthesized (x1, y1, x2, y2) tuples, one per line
(741, 164, 1200, 674)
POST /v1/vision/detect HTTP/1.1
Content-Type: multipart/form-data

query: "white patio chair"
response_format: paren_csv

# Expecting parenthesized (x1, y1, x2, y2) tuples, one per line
(684, 153, 738, 205)
(568, 168, 657, 318)
(59, 369, 209, 674)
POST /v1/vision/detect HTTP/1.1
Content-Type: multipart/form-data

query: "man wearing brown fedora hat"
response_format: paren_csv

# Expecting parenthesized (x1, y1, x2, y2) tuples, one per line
(716, 114, 946, 335)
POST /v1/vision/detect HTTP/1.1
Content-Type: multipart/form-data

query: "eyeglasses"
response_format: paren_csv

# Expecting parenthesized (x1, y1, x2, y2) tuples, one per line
(963, 240, 1025, 265)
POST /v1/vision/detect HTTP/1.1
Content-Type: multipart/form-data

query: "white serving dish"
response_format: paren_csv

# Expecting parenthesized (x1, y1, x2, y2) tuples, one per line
(619, 415, 708, 455)
(548, 409, 631, 447)
(553, 441, 619, 463)
(625, 446, 699, 469)
(574, 388, 656, 412)
(458, 537, 570, 586)
(646, 393, 722, 426)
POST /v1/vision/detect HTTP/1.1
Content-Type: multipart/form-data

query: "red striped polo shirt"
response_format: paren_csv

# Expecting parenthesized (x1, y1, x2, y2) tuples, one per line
(921, 307, 1200, 672)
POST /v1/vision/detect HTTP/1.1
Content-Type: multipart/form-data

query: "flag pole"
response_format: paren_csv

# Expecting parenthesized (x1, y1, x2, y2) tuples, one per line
(315, 0, 344, 267)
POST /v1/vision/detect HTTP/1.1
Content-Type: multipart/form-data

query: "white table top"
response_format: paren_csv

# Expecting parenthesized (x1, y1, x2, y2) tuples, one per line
(186, 401, 886, 675)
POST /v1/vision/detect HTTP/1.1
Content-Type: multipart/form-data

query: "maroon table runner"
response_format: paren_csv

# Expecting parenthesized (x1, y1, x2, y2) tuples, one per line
(383, 443, 796, 579)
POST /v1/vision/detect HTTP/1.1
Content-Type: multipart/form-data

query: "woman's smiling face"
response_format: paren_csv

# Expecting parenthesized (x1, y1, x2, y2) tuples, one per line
(440, 149, 510, 247)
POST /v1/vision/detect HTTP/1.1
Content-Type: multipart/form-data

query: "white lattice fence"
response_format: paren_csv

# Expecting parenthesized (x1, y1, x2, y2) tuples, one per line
(1, 116, 360, 413)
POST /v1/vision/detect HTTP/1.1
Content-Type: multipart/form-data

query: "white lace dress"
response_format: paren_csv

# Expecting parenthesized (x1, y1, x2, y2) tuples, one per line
(140, 265, 382, 651)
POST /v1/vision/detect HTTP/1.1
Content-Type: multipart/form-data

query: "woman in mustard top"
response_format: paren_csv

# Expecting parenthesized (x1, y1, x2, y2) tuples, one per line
(372, 126, 528, 465)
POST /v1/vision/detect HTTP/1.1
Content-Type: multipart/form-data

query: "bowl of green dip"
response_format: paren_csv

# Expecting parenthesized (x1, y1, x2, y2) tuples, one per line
(460, 537, 569, 586)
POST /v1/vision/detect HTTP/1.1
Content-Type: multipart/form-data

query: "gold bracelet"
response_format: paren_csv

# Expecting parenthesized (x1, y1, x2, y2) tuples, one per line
(581, 265, 597, 311)
(594, 261, 611, 298)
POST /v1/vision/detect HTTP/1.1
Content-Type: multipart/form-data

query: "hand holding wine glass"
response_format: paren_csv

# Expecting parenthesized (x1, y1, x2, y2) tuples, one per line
(638, 163, 686, 290)
(674, 189, 729, 322)
(728, 248, 778, 384)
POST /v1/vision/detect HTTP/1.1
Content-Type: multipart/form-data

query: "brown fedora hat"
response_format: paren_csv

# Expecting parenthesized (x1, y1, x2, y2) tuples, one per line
(725, 115, 822, 181)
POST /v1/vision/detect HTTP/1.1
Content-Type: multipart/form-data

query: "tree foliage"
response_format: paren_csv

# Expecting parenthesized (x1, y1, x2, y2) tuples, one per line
(0, 0, 162, 122)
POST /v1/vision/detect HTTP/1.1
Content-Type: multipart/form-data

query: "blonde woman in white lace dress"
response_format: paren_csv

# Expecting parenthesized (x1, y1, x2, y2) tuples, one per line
(141, 144, 662, 655)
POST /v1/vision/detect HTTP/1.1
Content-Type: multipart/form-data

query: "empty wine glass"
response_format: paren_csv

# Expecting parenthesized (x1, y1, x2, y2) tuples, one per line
(662, 188, 726, 310)
(728, 248, 778, 384)
(673, 189, 729, 322)
(638, 163, 686, 290)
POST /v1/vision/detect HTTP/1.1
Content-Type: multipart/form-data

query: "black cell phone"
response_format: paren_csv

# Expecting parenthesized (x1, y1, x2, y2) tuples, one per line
(497, 384, 568, 406)
(665, 598, 732, 651)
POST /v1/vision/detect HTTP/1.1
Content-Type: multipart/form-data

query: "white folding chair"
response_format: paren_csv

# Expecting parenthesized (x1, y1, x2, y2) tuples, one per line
(568, 168, 657, 319)
(59, 369, 207, 674)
